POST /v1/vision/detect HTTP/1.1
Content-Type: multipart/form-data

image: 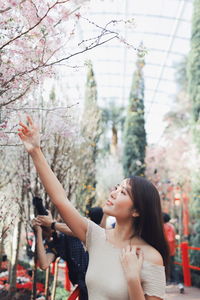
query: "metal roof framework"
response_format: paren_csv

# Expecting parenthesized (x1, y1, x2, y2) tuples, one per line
(75, 0, 193, 144)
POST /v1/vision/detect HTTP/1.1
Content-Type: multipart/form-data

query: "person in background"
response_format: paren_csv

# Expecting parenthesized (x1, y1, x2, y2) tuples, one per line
(163, 213, 184, 293)
(33, 207, 104, 300)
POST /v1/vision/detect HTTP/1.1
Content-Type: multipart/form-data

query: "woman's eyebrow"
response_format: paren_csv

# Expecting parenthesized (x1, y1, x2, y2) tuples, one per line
(121, 185, 132, 196)
(121, 185, 128, 192)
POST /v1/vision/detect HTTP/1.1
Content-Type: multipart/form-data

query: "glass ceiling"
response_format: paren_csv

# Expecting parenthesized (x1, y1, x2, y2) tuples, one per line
(56, 0, 193, 144)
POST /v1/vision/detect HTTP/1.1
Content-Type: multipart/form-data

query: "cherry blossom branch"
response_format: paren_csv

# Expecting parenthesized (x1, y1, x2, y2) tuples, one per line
(46, 35, 117, 67)
(0, 198, 19, 240)
(0, 171, 17, 189)
(2, 103, 79, 111)
(0, 7, 11, 13)
(1, 33, 117, 98)
(0, 0, 70, 50)
(1, 85, 31, 107)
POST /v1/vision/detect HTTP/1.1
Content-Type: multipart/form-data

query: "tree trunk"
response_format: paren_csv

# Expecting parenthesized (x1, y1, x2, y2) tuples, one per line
(8, 219, 22, 297)
(31, 243, 38, 300)
(110, 125, 118, 156)
(0, 230, 6, 271)
(44, 267, 51, 300)
(51, 257, 60, 300)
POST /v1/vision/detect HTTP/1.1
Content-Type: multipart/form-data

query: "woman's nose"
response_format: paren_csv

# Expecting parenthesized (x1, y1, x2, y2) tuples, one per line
(110, 189, 116, 199)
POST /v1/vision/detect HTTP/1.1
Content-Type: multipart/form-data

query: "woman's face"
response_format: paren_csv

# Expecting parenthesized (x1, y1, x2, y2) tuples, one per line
(103, 179, 134, 220)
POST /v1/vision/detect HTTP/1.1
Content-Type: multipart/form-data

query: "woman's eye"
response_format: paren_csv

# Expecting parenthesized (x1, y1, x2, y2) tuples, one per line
(121, 190, 126, 195)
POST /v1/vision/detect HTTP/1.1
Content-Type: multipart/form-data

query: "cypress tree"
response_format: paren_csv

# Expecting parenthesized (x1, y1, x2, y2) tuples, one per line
(188, 0, 200, 127)
(79, 61, 102, 211)
(123, 56, 146, 177)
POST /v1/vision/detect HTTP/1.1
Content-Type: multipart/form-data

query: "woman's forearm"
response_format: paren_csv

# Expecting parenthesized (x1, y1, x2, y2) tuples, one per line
(55, 223, 74, 236)
(29, 147, 87, 242)
(30, 148, 67, 205)
(127, 277, 145, 300)
(36, 230, 54, 270)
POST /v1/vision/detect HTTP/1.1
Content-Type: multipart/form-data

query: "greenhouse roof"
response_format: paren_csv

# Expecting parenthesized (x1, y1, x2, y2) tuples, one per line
(60, 0, 193, 144)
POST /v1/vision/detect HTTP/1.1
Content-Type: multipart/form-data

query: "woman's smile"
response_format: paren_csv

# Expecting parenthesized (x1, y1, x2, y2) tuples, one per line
(106, 199, 114, 206)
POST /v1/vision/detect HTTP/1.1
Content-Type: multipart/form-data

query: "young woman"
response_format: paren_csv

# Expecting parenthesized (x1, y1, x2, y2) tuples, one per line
(18, 116, 169, 300)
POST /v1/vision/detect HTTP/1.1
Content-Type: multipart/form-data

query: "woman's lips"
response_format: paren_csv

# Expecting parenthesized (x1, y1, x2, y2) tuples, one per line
(106, 200, 113, 206)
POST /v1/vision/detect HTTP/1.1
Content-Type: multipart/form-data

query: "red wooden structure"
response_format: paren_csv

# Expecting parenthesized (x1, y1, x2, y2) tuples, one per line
(175, 241, 200, 286)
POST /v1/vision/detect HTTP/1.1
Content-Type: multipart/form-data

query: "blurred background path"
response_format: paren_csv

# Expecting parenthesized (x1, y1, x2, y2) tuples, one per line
(165, 285, 200, 300)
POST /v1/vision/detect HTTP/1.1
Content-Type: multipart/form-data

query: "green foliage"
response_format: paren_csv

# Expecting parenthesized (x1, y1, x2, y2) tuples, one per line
(36, 268, 53, 285)
(190, 221, 200, 287)
(18, 260, 52, 285)
(55, 286, 70, 300)
(123, 58, 146, 177)
(187, 0, 200, 124)
(49, 86, 56, 103)
(175, 56, 188, 89)
(78, 61, 102, 211)
(188, 2, 200, 273)
(102, 102, 125, 130)
(101, 101, 125, 155)
(190, 175, 200, 219)
(18, 260, 31, 270)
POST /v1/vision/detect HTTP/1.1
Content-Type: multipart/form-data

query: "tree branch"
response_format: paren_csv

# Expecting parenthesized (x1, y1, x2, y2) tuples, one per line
(0, 0, 70, 51)
(0, 86, 31, 108)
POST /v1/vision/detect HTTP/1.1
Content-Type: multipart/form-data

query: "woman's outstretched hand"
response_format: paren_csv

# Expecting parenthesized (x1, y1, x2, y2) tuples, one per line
(18, 115, 40, 153)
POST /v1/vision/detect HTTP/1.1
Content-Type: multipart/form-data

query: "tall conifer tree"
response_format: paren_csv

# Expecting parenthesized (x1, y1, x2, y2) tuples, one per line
(79, 61, 102, 210)
(188, 0, 200, 127)
(123, 55, 146, 177)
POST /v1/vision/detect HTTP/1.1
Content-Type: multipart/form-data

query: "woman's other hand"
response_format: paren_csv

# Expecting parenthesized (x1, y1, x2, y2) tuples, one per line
(120, 245, 144, 281)
(32, 218, 42, 233)
(18, 115, 40, 153)
(37, 210, 54, 228)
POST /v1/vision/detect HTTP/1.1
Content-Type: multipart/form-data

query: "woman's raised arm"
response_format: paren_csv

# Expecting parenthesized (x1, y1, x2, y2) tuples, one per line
(18, 115, 87, 242)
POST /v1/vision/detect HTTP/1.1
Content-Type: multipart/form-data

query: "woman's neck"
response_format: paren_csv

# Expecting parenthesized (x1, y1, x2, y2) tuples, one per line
(113, 221, 134, 241)
(106, 218, 137, 249)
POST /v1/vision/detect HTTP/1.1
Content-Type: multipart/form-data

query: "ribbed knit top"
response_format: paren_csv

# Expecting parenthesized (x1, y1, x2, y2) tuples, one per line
(85, 220, 166, 300)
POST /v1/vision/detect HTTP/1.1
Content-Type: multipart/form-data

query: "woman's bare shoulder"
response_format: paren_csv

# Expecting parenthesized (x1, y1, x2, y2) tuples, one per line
(141, 245, 164, 266)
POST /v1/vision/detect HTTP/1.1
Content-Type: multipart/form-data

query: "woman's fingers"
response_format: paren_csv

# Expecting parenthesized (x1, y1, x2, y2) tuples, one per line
(138, 249, 144, 261)
(122, 245, 142, 257)
(131, 245, 136, 253)
(18, 131, 26, 140)
(27, 115, 34, 126)
(18, 128, 26, 134)
(32, 218, 42, 225)
(37, 216, 48, 225)
(37, 218, 44, 225)
(35, 220, 42, 226)
(136, 247, 141, 255)
(19, 121, 29, 131)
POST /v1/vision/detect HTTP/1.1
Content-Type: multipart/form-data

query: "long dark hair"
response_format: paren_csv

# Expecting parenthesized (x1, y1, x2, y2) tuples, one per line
(128, 176, 169, 272)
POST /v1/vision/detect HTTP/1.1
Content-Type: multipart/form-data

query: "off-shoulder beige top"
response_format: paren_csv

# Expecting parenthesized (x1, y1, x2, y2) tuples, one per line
(85, 220, 166, 300)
